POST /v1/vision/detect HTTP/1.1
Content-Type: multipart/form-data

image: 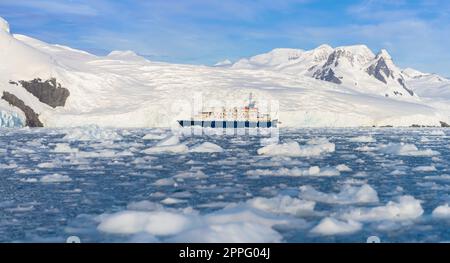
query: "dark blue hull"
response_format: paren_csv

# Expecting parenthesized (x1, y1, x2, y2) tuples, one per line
(177, 120, 277, 128)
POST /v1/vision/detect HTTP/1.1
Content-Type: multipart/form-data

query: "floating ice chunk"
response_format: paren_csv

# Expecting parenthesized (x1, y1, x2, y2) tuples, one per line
(63, 125, 122, 141)
(246, 166, 339, 177)
(173, 170, 207, 179)
(246, 195, 315, 216)
(349, 136, 376, 143)
(341, 195, 423, 222)
(161, 198, 187, 205)
(257, 139, 335, 157)
(97, 201, 290, 242)
(432, 204, 450, 219)
(153, 178, 176, 186)
(20, 178, 38, 183)
(169, 221, 282, 243)
(336, 164, 352, 172)
(412, 165, 436, 172)
(143, 135, 188, 154)
(299, 184, 379, 204)
(127, 201, 163, 211)
(0, 163, 18, 169)
(377, 143, 439, 156)
(37, 162, 57, 168)
(429, 130, 445, 136)
(53, 143, 79, 153)
(424, 174, 450, 181)
(142, 133, 166, 140)
(390, 169, 407, 176)
(190, 142, 223, 153)
(98, 210, 192, 235)
(311, 217, 362, 236)
(40, 173, 72, 183)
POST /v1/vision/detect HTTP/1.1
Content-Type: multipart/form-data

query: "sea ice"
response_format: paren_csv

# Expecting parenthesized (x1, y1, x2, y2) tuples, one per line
(412, 165, 436, 172)
(190, 142, 224, 153)
(40, 173, 72, 183)
(349, 136, 376, 143)
(245, 195, 315, 216)
(63, 126, 122, 141)
(299, 184, 379, 204)
(377, 143, 439, 156)
(257, 138, 335, 157)
(143, 135, 188, 154)
(432, 204, 450, 219)
(341, 195, 423, 222)
(310, 217, 362, 236)
(53, 143, 79, 153)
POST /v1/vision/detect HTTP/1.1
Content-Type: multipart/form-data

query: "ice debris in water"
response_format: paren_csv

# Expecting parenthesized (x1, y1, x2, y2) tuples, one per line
(96, 197, 300, 242)
(432, 204, 450, 219)
(40, 173, 72, 183)
(377, 143, 439, 156)
(257, 138, 335, 157)
(190, 142, 223, 153)
(299, 184, 379, 204)
(340, 195, 423, 222)
(53, 143, 79, 153)
(348, 135, 376, 143)
(310, 217, 362, 236)
(143, 135, 188, 154)
(63, 125, 122, 141)
(245, 195, 315, 216)
(246, 166, 340, 177)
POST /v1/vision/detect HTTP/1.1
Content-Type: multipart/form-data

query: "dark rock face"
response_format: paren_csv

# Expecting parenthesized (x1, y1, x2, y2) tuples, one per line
(397, 77, 414, 96)
(440, 121, 450, 127)
(313, 68, 342, 84)
(366, 57, 392, 84)
(1, 91, 43, 127)
(18, 78, 70, 108)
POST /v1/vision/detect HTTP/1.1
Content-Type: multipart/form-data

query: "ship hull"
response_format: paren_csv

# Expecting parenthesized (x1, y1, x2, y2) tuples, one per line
(177, 120, 277, 128)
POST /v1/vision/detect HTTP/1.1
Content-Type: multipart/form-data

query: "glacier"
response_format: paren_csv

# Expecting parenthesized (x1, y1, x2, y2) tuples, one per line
(1, 16, 450, 128)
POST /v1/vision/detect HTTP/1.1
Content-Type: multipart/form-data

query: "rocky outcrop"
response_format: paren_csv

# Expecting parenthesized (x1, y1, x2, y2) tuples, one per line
(313, 68, 342, 84)
(18, 78, 69, 108)
(366, 57, 392, 84)
(1, 91, 43, 127)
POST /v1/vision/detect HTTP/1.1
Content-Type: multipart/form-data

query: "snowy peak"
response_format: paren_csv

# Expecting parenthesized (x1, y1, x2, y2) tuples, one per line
(214, 59, 232, 67)
(0, 17, 10, 33)
(106, 50, 147, 62)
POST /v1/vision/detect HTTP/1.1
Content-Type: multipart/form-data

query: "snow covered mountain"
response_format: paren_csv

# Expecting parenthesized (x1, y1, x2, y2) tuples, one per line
(232, 45, 414, 98)
(1, 16, 449, 128)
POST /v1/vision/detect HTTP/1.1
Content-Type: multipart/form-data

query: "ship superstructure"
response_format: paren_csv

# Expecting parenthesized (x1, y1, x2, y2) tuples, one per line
(177, 93, 277, 128)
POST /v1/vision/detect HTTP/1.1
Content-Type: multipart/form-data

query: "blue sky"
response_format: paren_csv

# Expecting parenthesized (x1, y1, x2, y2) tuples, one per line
(1, 0, 450, 75)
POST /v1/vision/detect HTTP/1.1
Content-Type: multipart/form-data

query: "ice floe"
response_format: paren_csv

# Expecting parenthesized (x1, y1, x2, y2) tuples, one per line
(432, 204, 450, 219)
(53, 143, 79, 153)
(349, 135, 376, 143)
(246, 166, 340, 177)
(97, 201, 294, 242)
(299, 184, 379, 204)
(340, 195, 423, 222)
(190, 142, 223, 153)
(63, 126, 122, 141)
(257, 138, 335, 157)
(311, 217, 362, 236)
(245, 195, 315, 216)
(412, 165, 436, 172)
(377, 143, 439, 156)
(40, 173, 72, 183)
(143, 135, 189, 154)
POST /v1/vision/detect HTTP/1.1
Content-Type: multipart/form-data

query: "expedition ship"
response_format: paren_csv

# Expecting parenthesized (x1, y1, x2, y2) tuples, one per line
(177, 93, 278, 128)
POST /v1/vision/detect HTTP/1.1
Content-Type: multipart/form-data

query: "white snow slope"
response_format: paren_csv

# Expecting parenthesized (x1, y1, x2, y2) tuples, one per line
(0, 16, 449, 128)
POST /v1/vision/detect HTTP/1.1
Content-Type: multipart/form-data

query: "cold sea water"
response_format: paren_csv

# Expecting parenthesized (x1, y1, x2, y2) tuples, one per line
(1, 127, 450, 243)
